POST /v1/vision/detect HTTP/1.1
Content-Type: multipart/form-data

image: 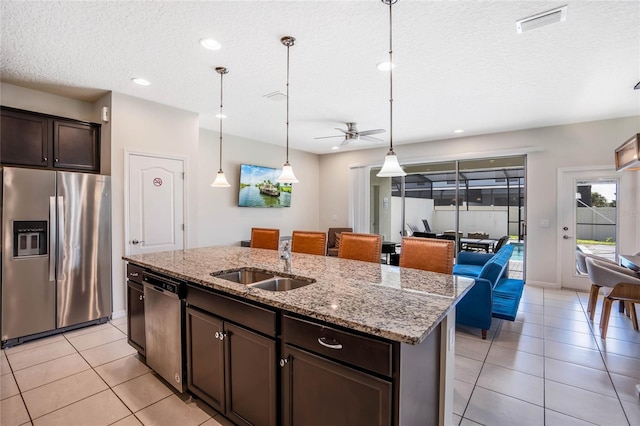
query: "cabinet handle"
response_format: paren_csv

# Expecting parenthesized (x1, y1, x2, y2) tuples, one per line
(43, 157, 48, 162)
(318, 337, 343, 350)
(130, 272, 139, 277)
(55, 158, 59, 162)
(279, 358, 288, 367)
(214, 331, 226, 341)
(139, 295, 143, 301)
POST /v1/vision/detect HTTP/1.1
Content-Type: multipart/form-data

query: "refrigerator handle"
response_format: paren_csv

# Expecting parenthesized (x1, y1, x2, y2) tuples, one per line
(57, 196, 64, 279)
(49, 196, 56, 282)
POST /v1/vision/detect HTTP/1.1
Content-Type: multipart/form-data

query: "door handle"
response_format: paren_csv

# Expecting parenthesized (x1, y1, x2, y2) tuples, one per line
(132, 239, 145, 245)
(563, 235, 573, 239)
(57, 196, 64, 279)
(49, 196, 56, 282)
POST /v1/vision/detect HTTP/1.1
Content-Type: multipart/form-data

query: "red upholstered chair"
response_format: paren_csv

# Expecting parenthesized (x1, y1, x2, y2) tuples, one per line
(291, 231, 326, 256)
(400, 237, 454, 274)
(250, 228, 280, 250)
(337, 232, 382, 264)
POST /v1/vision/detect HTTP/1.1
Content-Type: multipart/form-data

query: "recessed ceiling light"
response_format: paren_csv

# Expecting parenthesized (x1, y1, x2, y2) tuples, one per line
(131, 78, 150, 86)
(332, 146, 340, 150)
(376, 61, 396, 71)
(454, 129, 464, 134)
(200, 38, 221, 50)
(215, 113, 227, 119)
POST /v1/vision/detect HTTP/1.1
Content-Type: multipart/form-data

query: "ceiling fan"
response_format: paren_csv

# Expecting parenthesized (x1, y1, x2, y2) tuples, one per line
(315, 122, 385, 147)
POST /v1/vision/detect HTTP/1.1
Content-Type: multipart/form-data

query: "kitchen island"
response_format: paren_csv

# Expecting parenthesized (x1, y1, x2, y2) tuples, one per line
(124, 246, 475, 426)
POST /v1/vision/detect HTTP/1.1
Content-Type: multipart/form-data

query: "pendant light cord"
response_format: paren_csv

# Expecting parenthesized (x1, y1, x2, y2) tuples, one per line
(388, 0, 394, 153)
(218, 70, 224, 172)
(285, 42, 291, 164)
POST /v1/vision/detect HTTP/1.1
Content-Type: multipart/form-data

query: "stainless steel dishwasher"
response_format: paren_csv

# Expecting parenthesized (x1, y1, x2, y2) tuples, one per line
(142, 271, 186, 393)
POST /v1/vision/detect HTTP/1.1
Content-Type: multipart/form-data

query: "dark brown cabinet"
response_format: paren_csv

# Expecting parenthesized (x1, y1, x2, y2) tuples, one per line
(1, 106, 100, 173)
(281, 346, 392, 426)
(126, 264, 145, 355)
(281, 315, 393, 426)
(186, 287, 277, 426)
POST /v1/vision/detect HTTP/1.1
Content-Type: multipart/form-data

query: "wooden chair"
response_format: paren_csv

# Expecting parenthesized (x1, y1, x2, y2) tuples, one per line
(291, 231, 327, 256)
(326, 227, 352, 256)
(338, 232, 382, 264)
(250, 227, 280, 250)
(399, 237, 454, 274)
(585, 257, 640, 338)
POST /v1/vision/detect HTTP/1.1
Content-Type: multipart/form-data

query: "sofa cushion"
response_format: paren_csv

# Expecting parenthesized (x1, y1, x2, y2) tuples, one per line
(452, 264, 483, 277)
(492, 278, 524, 321)
(477, 244, 514, 287)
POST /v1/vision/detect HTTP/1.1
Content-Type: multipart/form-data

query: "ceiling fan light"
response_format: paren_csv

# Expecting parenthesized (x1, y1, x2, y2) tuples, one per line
(277, 162, 299, 184)
(211, 170, 230, 187)
(377, 150, 406, 177)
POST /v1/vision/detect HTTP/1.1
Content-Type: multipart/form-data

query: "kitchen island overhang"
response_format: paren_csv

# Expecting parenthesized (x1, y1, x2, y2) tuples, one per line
(123, 246, 475, 426)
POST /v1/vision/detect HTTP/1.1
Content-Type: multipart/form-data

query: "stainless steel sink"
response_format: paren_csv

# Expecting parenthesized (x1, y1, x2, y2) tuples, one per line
(249, 277, 316, 291)
(211, 268, 275, 284)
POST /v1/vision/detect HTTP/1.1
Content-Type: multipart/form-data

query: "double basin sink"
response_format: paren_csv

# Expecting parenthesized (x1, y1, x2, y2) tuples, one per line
(211, 268, 315, 292)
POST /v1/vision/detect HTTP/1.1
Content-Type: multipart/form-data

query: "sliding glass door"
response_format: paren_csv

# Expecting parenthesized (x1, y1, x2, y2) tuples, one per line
(371, 156, 526, 278)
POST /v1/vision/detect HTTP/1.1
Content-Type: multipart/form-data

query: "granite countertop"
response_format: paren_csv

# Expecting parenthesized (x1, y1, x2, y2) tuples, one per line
(123, 246, 475, 345)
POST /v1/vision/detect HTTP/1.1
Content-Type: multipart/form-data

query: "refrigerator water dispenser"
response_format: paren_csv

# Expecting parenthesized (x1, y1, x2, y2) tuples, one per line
(13, 221, 47, 257)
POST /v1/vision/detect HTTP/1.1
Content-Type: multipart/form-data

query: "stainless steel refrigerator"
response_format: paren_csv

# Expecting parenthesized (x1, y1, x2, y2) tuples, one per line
(1, 167, 112, 346)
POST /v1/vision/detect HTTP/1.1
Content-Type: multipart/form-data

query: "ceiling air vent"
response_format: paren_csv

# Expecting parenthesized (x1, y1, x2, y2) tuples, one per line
(263, 91, 287, 102)
(516, 5, 567, 34)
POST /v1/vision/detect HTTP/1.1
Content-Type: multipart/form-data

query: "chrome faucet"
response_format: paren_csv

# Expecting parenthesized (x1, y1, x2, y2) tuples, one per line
(280, 241, 291, 272)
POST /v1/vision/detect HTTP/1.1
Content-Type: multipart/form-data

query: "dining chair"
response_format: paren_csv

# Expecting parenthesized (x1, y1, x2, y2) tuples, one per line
(576, 250, 618, 320)
(338, 232, 382, 264)
(250, 227, 280, 250)
(585, 257, 640, 338)
(291, 230, 327, 256)
(399, 237, 454, 274)
(326, 227, 353, 256)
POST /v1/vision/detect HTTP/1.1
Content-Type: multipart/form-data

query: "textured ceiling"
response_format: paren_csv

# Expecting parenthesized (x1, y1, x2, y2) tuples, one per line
(1, 1, 639, 155)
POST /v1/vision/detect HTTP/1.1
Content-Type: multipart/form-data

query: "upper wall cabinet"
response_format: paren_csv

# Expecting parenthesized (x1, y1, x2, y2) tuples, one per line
(1, 106, 100, 173)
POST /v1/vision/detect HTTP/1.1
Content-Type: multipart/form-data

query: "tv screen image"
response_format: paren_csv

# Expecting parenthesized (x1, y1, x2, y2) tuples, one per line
(238, 164, 292, 207)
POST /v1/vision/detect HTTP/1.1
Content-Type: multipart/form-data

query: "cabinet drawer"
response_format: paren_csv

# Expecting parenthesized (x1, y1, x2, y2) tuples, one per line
(282, 314, 393, 377)
(187, 285, 276, 337)
(126, 264, 145, 285)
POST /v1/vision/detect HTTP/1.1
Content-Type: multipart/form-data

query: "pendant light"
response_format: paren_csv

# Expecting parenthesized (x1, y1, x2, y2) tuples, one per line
(276, 36, 299, 184)
(377, 0, 407, 178)
(211, 66, 231, 187)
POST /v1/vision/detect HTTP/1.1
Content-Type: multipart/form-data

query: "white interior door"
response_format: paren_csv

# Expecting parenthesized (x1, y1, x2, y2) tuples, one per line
(558, 167, 618, 290)
(128, 153, 185, 255)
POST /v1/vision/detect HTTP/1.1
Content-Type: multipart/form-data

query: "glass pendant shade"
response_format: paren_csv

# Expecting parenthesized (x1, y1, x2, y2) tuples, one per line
(211, 170, 230, 187)
(277, 162, 299, 184)
(377, 150, 406, 177)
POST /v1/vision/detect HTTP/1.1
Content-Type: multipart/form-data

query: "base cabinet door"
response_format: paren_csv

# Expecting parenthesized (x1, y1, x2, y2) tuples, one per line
(127, 281, 146, 355)
(225, 323, 277, 426)
(281, 345, 392, 426)
(186, 307, 226, 413)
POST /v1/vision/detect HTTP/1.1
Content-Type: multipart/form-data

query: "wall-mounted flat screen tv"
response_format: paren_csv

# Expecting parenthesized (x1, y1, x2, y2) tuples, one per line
(238, 164, 292, 207)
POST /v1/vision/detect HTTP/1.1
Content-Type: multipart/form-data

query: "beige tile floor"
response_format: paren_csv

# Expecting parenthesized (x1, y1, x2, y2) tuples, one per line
(1, 286, 639, 425)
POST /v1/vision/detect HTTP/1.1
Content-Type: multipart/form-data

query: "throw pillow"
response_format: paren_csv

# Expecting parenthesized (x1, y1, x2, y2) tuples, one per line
(335, 233, 342, 249)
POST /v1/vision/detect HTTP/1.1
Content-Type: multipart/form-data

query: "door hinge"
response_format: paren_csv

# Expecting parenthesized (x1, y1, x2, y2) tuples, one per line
(182, 224, 185, 231)
(182, 172, 186, 179)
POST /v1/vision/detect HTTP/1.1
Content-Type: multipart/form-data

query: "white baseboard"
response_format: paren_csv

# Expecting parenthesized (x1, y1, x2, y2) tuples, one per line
(112, 309, 126, 319)
(525, 281, 559, 289)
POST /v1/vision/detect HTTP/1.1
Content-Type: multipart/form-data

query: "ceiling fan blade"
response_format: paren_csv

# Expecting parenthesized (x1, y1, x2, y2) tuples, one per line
(340, 138, 349, 147)
(361, 135, 385, 142)
(334, 128, 349, 134)
(314, 135, 345, 139)
(359, 129, 386, 136)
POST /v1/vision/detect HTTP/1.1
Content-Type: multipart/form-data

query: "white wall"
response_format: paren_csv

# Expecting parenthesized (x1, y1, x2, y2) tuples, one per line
(109, 92, 201, 315)
(318, 116, 640, 288)
(196, 128, 320, 246)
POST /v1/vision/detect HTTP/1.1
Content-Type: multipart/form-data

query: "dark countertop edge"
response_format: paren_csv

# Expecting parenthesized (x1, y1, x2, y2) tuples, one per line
(124, 257, 474, 345)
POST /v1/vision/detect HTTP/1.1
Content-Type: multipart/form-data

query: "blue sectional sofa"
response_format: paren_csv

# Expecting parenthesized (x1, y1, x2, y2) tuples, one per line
(453, 244, 524, 339)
